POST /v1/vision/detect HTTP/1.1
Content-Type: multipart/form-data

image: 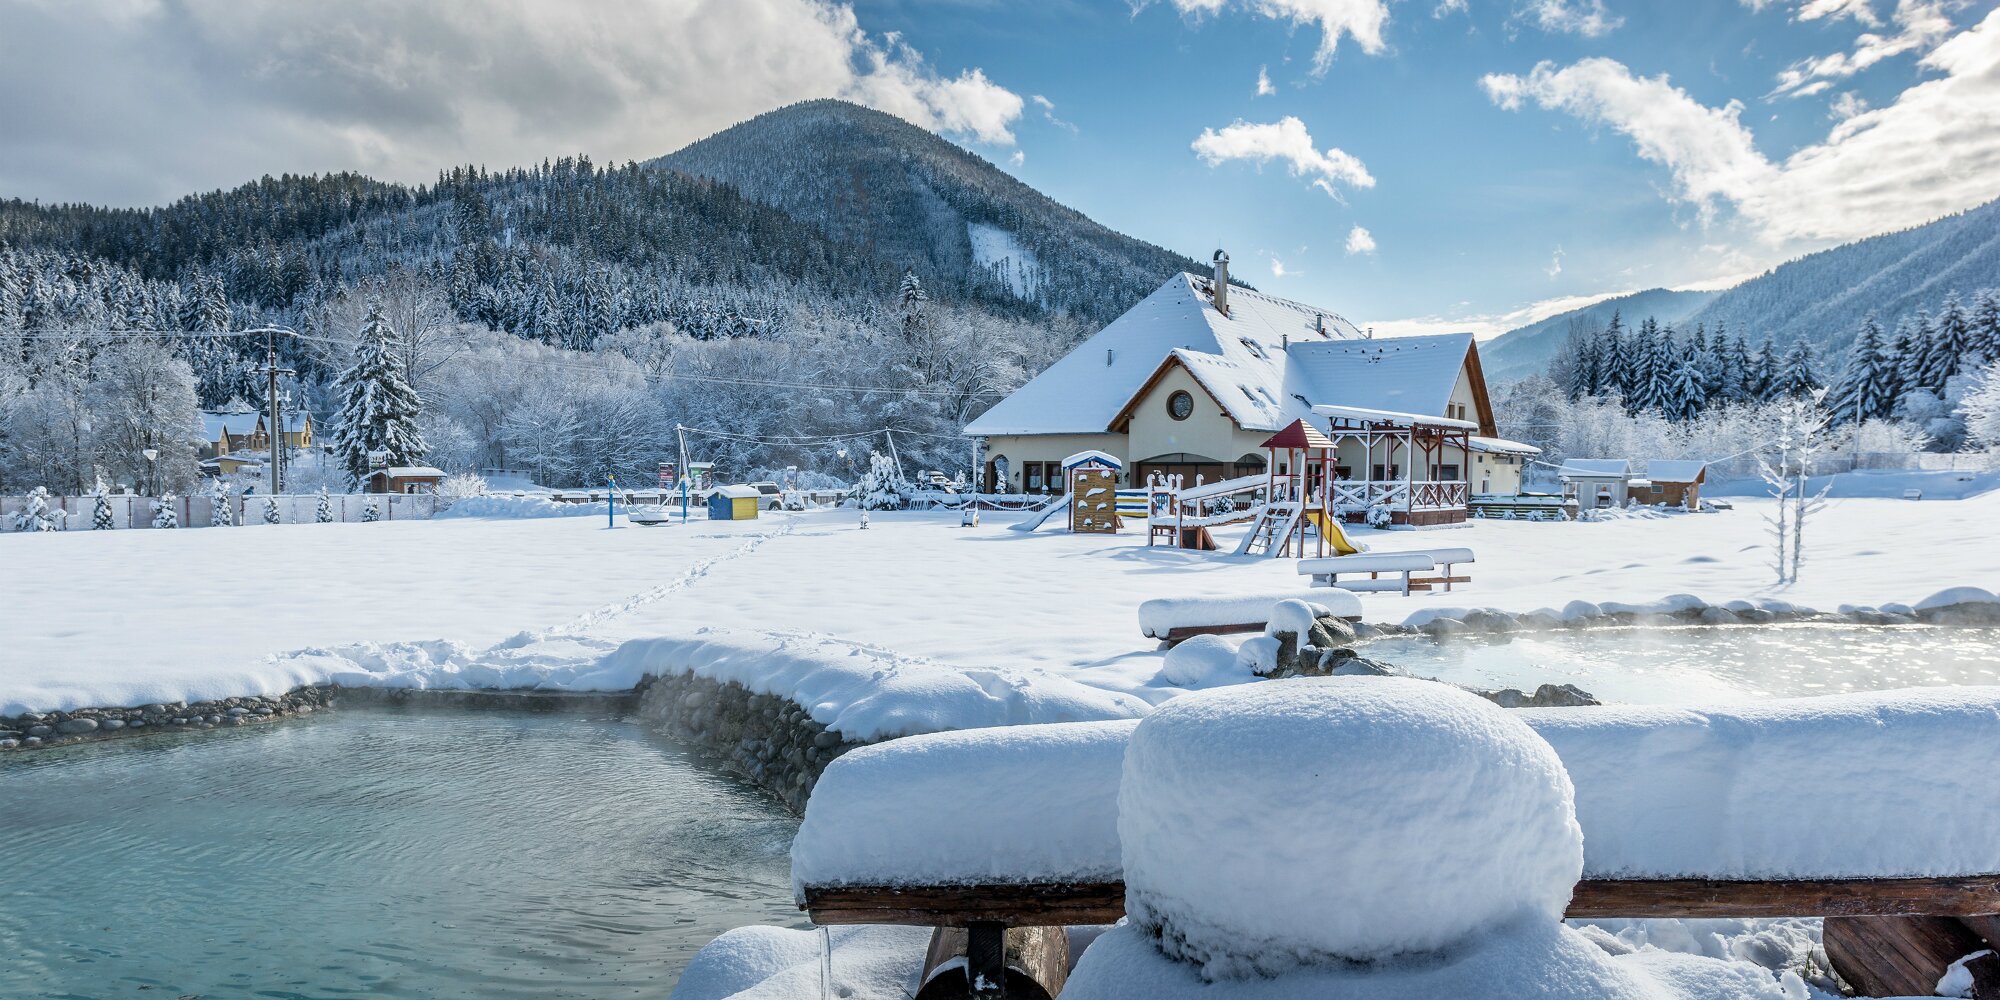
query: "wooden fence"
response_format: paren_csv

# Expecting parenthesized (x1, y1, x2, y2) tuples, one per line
(0, 493, 439, 531)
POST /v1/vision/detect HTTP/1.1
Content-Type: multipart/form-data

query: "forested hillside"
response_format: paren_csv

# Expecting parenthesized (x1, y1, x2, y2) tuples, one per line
(1481, 288, 1716, 383)
(0, 101, 1215, 493)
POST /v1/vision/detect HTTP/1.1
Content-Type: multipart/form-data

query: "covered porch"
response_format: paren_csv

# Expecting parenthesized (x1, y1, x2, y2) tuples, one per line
(1312, 404, 1476, 526)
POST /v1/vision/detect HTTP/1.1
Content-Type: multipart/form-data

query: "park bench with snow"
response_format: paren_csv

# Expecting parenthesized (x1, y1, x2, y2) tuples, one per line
(1137, 589, 1363, 646)
(1298, 546, 1476, 595)
(791, 686, 2000, 999)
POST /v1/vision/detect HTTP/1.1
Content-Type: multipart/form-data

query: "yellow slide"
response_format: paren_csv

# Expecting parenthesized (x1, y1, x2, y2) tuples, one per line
(1303, 509, 1366, 555)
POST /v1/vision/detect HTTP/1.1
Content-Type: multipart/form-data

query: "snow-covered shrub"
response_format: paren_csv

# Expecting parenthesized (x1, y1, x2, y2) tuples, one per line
(1160, 635, 1254, 688)
(152, 493, 179, 529)
(856, 451, 906, 510)
(1963, 360, 2000, 449)
(361, 498, 381, 522)
(1117, 678, 1583, 977)
(433, 472, 488, 510)
(91, 479, 115, 530)
(262, 496, 281, 525)
(1364, 503, 1393, 529)
(208, 482, 233, 527)
(315, 487, 335, 523)
(13, 486, 57, 532)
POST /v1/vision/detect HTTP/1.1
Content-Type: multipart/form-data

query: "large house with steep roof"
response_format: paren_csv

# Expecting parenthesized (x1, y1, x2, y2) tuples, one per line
(963, 252, 1538, 522)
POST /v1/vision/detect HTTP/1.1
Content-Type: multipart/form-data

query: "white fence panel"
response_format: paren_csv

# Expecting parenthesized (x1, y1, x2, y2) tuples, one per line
(0, 493, 440, 532)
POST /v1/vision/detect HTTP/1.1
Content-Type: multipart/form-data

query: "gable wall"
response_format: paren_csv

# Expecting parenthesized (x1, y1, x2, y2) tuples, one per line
(1124, 364, 1271, 471)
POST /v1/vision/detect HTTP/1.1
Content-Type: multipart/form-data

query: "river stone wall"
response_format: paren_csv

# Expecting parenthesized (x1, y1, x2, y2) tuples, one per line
(0, 686, 334, 751)
(634, 671, 865, 813)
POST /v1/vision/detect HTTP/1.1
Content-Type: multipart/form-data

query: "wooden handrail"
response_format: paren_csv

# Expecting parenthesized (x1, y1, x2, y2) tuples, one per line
(802, 875, 2000, 928)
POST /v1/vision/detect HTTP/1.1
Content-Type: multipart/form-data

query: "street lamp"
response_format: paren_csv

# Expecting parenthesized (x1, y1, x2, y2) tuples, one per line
(142, 448, 158, 496)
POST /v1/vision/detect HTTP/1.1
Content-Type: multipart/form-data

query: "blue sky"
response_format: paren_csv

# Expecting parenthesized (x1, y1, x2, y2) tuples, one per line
(4, 0, 1996, 336)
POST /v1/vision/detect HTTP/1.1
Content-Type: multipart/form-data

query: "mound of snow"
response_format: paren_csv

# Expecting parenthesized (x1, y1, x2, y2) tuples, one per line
(791, 719, 1138, 890)
(1119, 677, 1582, 976)
(1160, 635, 1254, 688)
(1060, 916, 1782, 1000)
(432, 494, 608, 519)
(1915, 585, 1999, 611)
(669, 925, 928, 1000)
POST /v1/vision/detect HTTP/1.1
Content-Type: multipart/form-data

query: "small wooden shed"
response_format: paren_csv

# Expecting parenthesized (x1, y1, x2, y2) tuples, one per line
(366, 466, 446, 494)
(1642, 460, 1708, 508)
(708, 484, 762, 520)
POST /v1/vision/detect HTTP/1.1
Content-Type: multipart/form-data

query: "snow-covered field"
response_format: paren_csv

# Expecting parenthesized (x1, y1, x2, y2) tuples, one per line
(4, 492, 1997, 718)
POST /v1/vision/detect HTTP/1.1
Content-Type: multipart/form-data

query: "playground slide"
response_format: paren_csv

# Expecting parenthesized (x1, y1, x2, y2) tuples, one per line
(1302, 509, 1366, 555)
(1008, 493, 1070, 532)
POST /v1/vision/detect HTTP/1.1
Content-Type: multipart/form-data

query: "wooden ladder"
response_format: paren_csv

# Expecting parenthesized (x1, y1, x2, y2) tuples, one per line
(1235, 504, 1298, 557)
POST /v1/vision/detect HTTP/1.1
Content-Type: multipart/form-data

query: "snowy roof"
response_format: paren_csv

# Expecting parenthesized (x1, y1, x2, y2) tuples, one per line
(1284, 334, 1474, 421)
(1559, 459, 1631, 478)
(1262, 419, 1336, 450)
(1470, 436, 1542, 455)
(962, 272, 1361, 436)
(373, 466, 445, 479)
(200, 411, 261, 440)
(1062, 450, 1124, 470)
(1645, 460, 1708, 483)
(713, 484, 762, 498)
(1312, 403, 1478, 430)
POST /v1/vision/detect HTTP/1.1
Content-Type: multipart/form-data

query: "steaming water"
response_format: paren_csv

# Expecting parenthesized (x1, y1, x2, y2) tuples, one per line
(0, 710, 802, 999)
(1364, 624, 2000, 704)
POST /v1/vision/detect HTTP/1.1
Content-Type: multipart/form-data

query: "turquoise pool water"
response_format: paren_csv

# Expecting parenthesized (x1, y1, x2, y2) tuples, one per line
(1364, 624, 2000, 704)
(0, 709, 802, 999)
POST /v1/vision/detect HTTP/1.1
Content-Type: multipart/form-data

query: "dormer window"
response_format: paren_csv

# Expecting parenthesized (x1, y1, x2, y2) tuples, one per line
(1239, 338, 1267, 360)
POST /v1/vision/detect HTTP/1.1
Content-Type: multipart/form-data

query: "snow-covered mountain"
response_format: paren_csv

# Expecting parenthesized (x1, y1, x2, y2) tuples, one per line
(1482, 198, 2000, 384)
(654, 100, 1197, 323)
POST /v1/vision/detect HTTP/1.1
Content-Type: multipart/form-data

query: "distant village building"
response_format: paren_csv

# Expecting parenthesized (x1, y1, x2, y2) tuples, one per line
(365, 466, 446, 494)
(1638, 461, 1708, 508)
(963, 252, 1534, 523)
(197, 409, 314, 460)
(1558, 460, 1633, 508)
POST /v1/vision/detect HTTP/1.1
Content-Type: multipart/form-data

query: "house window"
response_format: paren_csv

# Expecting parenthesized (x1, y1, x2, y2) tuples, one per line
(1650, 483, 1665, 494)
(1439, 464, 1460, 481)
(1167, 390, 1194, 421)
(1371, 464, 1401, 481)
(1027, 464, 1046, 492)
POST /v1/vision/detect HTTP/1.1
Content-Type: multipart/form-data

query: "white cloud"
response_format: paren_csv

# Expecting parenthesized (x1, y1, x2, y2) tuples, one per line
(1545, 245, 1565, 278)
(1031, 94, 1078, 133)
(1270, 256, 1292, 277)
(1479, 8, 2000, 247)
(0, 0, 1026, 205)
(1008, 150, 1026, 167)
(1797, 0, 1880, 25)
(1828, 90, 1869, 119)
(1519, 0, 1623, 37)
(1344, 225, 1377, 254)
(1152, 0, 1390, 73)
(1435, 0, 1470, 16)
(1256, 66, 1276, 96)
(1769, 0, 1952, 98)
(1190, 116, 1375, 199)
(1369, 290, 1633, 340)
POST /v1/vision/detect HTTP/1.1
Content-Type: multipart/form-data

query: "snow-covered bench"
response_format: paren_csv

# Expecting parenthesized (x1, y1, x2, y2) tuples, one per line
(1137, 590, 1363, 646)
(794, 687, 2000, 996)
(1298, 547, 1475, 595)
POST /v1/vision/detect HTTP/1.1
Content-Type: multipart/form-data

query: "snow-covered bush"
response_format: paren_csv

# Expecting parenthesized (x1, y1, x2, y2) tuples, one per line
(13, 486, 57, 532)
(433, 472, 488, 510)
(91, 479, 115, 530)
(208, 482, 233, 527)
(152, 493, 179, 529)
(1160, 635, 1254, 688)
(262, 495, 281, 525)
(361, 498, 381, 522)
(856, 451, 906, 510)
(1117, 677, 1582, 976)
(1963, 360, 2000, 449)
(315, 487, 335, 524)
(1364, 503, 1393, 529)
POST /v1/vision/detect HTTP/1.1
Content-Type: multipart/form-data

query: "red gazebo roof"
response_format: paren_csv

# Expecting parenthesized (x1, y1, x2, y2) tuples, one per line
(1262, 419, 1336, 451)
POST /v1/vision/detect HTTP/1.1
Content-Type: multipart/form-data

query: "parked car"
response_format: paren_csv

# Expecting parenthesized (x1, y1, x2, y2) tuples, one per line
(748, 482, 784, 509)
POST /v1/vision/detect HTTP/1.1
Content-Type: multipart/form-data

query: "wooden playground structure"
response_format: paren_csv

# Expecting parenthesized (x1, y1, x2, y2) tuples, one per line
(1145, 419, 1365, 559)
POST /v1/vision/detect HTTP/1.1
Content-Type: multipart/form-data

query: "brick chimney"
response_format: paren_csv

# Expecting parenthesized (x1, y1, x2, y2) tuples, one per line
(1212, 249, 1230, 316)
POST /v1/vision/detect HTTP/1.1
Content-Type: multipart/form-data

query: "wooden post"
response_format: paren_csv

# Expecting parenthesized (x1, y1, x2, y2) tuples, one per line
(916, 924, 1068, 1000)
(1825, 916, 1988, 997)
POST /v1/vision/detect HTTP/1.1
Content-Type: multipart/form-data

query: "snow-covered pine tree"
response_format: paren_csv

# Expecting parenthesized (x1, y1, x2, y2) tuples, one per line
(1961, 360, 2000, 447)
(1972, 289, 2000, 365)
(1720, 332, 1752, 403)
(331, 303, 427, 487)
(1881, 316, 1918, 408)
(153, 492, 179, 529)
(209, 481, 233, 527)
(857, 451, 905, 510)
(1922, 293, 1973, 391)
(316, 486, 335, 523)
(263, 495, 281, 525)
(91, 477, 115, 530)
(1664, 362, 1707, 422)
(1824, 317, 1893, 424)
(1747, 340, 1779, 401)
(362, 497, 381, 522)
(1600, 311, 1628, 398)
(1777, 339, 1819, 398)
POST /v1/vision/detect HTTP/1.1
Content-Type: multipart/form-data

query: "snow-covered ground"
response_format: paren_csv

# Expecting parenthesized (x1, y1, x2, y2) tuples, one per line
(4, 492, 1997, 718)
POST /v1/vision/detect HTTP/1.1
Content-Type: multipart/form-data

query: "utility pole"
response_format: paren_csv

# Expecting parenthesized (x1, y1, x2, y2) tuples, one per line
(677, 424, 691, 524)
(884, 428, 905, 484)
(267, 328, 283, 494)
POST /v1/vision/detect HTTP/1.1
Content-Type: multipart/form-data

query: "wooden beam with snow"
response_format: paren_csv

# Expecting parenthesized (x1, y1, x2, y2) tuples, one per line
(802, 875, 2000, 927)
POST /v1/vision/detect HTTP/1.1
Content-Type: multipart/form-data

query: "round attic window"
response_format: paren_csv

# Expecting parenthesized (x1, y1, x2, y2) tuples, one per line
(1167, 390, 1194, 421)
